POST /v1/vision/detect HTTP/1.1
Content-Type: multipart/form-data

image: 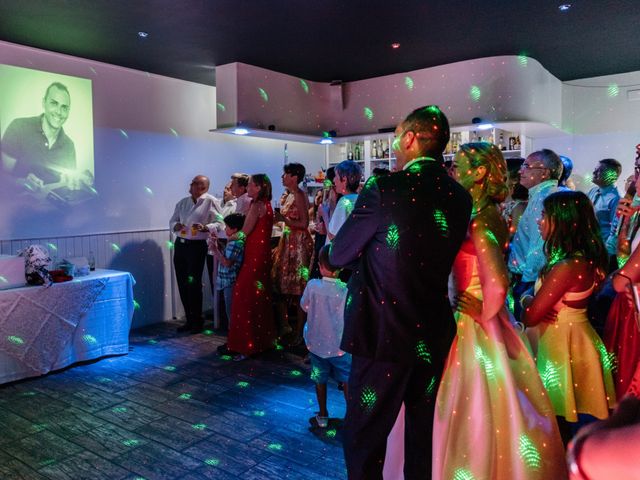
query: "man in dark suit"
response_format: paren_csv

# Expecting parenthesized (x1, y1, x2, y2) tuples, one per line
(329, 106, 472, 479)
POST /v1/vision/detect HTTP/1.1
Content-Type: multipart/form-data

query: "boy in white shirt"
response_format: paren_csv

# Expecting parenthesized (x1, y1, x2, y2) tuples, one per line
(301, 245, 350, 428)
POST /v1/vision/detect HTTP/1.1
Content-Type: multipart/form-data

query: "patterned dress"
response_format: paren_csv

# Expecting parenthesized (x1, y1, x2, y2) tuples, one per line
(227, 201, 276, 356)
(272, 191, 313, 296)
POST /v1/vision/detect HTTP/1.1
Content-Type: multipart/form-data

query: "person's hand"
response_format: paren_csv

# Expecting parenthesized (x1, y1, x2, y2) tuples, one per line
(192, 223, 208, 232)
(616, 198, 638, 220)
(173, 222, 185, 232)
(454, 292, 483, 320)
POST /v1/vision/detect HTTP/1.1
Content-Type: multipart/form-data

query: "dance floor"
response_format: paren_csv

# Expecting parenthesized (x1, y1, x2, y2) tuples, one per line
(0, 321, 347, 479)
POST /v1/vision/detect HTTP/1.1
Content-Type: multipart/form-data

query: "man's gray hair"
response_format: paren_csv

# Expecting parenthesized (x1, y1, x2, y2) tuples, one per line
(533, 149, 563, 180)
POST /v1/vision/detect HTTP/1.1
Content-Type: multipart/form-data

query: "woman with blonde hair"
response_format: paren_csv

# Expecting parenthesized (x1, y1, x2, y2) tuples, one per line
(433, 143, 566, 479)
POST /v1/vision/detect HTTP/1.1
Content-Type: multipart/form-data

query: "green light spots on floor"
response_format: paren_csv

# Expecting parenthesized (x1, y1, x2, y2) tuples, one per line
(434, 209, 450, 237)
(133, 300, 141, 310)
(216, 102, 226, 112)
(96, 376, 112, 383)
(163, 365, 176, 372)
(236, 381, 250, 388)
(258, 87, 269, 102)
(518, 434, 541, 470)
(253, 410, 266, 417)
(595, 338, 617, 373)
(386, 224, 400, 250)
(192, 423, 207, 430)
(404, 76, 414, 91)
(416, 340, 432, 363)
(166, 241, 174, 250)
(310, 366, 321, 383)
(20, 391, 36, 397)
(122, 439, 140, 447)
(275, 343, 284, 351)
(474, 345, 496, 381)
(426, 376, 437, 397)
(111, 243, 121, 253)
(518, 54, 528, 67)
(470, 85, 481, 102)
(119, 129, 129, 139)
(607, 84, 620, 97)
(204, 458, 220, 466)
(453, 468, 476, 480)
(7, 336, 24, 345)
(31, 423, 47, 432)
(268, 443, 283, 451)
(148, 339, 158, 345)
(326, 428, 337, 438)
(169, 128, 179, 137)
(360, 386, 377, 413)
(112, 406, 128, 413)
(540, 360, 561, 393)
(46, 242, 58, 251)
(144, 186, 153, 196)
(363, 107, 374, 121)
(297, 265, 309, 281)
(255, 280, 264, 291)
(203, 329, 213, 335)
(290, 369, 303, 377)
(82, 334, 97, 345)
(300, 79, 309, 94)
(178, 393, 192, 400)
(220, 354, 232, 361)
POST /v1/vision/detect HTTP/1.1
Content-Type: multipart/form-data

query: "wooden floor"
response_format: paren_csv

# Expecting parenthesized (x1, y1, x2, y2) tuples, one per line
(0, 321, 347, 479)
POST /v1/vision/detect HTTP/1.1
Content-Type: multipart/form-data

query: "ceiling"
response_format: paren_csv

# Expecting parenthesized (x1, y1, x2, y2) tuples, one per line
(1, 0, 639, 87)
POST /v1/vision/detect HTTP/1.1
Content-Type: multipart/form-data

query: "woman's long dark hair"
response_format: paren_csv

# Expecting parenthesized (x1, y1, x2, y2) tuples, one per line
(541, 190, 608, 278)
(251, 173, 272, 201)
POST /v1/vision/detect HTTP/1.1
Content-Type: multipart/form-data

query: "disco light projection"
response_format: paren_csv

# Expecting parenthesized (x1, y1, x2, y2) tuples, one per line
(20, 391, 36, 397)
(404, 76, 415, 91)
(144, 186, 154, 196)
(416, 340, 432, 363)
(46, 243, 58, 252)
(326, 429, 337, 438)
(220, 354, 232, 361)
(133, 300, 141, 310)
(253, 410, 266, 417)
(169, 128, 179, 137)
(283, 226, 291, 237)
(299, 79, 310, 94)
(112, 406, 128, 413)
(346, 294, 352, 310)
(119, 129, 129, 139)
(216, 102, 226, 112)
(507, 290, 515, 314)
(96, 376, 112, 383)
(484, 229, 499, 246)
(31, 423, 47, 433)
(0, 276, 7, 284)
(148, 339, 158, 345)
(607, 84, 620, 97)
(595, 339, 616, 373)
(298, 265, 310, 281)
(386, 224, 400, 250)
(192, 423, 207, 430)
(236, 381, 250, 388)
(268, 443, 283, 451)
(7, 335, 24, 345)
(122, 439, 140, 447)
(540, 360, 561, 393)
(360, 386, 377, 413)
(290, 369, 303, 377)
(111, 243, 121, 253)
(363, 107, 374, 121)
(204, 458, 220, 466)
(474, 345, 496, 381)
(258, 88, 269, 102)
(89, 67, 97, 75)
(518, 55, 529, 67)
(548, 248, 565, 267)
(255, 280, 264, 291)
(584, 173, 593, 183)
(275, 343, 284, 351)
(82, 334, 97, 345)
(178, 393, 192, 400)
(518, 434, 542, 470)
(39, 459, 56, 468)
(203, 329, 213, 335)
(311, 366, 321, 382)
(470, 86, 481, 102)
(433, 209, 450, 237)
(602, 169, 619, 185)
(453, 468, 476, 480)
(163, 365, 176, 372)
(187, 275, 194, 285)
(426, 376, 437, 397)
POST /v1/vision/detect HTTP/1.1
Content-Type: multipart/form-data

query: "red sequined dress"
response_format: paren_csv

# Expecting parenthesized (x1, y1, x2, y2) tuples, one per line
(228, 201, 276, 356)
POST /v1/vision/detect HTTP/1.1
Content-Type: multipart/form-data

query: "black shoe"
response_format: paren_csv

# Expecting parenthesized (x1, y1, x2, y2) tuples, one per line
(177, 324, 191, 333)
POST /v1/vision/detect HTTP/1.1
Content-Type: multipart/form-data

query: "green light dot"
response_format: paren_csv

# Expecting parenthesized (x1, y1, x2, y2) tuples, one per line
(144, 186, 153, 195)
(7, 335, 24, 345)
(434, 209, 450, 237)
(192, 423, 207, 430)
(203, 329, 213, 335)
(112, 406, 128, 413)
(297, 265, 309, 281)
(363, 107, 374, 121)
(220, 354, 232, 361)
(275, 343, 284, 351)
(518, 434, 541, 470)
(290, 369, 302, 377)
(169, 128, 179, 137)
(237, 381, 250, 388)
(46, 242, 58, 251)
(111, 243, 121, 253)
(540, 360, 561, 393)
(253, 410, 266, 417)
(360, 386, 377, 413)
(386, 224, 400, 250)
(119, 129, 129, 139)
(453, 468, 476, 480)
(123, 439, 140, 447)
(310, 366, 321, 383)
(299, 79, 309, 94)
(0, 276, 7, 283)
(166, 241, 174, 250)
(283, 225, 291, 237)
(204, 458, 220, 466)
(148, 339, 158, 345)
(326, 429, 337, 438)
(268, 443, 283, 451)
(96, 376, 112, 383)
(82, 334, 97, 345)
(518, 54, 528, 67)
(404, 76, 414, 91)
(163, 366, 176, 372)
(178, 393, 192, 400)
(416, 340, 432, 364)
(595, 339, 617, 373)
(426, 376, 437, 397)
(484, 230, 499, 245)
(255, 280, 264, 291)
(470, 85, 481, 102)
(216, 102, 226, 112)
(474, 345, 496, 381)
(258, 87, 269, 102)
(607, 84, 619, 97)
(133, 300, 141, 310)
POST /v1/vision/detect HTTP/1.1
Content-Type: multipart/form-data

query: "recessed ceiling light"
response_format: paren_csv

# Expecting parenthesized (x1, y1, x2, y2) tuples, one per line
(558, 4, 571, 11)
(232, 128, 250, 135)
(138, 31, 149, 38)
(391, 42, 401, 49)
(319, 138, 333, 145)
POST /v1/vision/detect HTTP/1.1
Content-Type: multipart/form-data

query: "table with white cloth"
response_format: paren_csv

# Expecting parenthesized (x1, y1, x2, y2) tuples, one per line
(0, 269, 135, 385)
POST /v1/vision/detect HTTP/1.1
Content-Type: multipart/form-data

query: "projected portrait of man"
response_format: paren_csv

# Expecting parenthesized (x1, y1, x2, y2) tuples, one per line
(1, 81, 79, 185)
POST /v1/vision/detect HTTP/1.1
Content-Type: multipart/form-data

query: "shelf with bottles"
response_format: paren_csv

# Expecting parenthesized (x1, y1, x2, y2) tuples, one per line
(443, 127, 524, 160)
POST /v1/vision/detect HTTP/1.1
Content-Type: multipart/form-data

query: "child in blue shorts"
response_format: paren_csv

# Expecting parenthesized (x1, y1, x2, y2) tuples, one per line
(301, 244, 351, 428)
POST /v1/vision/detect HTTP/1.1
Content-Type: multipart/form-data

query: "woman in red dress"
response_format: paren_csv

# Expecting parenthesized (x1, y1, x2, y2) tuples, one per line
(227, 173, 276, 360)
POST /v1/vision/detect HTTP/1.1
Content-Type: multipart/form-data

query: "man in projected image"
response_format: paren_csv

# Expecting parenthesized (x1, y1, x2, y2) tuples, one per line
(1, 81, 83, 187)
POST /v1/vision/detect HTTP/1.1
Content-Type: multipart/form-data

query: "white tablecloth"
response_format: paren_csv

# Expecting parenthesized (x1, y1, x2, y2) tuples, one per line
(0, 269, 135, 384)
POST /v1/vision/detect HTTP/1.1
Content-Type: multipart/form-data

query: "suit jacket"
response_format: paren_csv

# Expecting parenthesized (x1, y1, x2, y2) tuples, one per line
(329, 159, 472, 363)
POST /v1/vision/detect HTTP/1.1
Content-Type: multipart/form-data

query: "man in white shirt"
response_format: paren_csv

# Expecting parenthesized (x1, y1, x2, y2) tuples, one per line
(222, 173, 251, 216)
(170, 175, 223, 333)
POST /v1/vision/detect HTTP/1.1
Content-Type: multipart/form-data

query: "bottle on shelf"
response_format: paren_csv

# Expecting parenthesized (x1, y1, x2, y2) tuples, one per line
(508, 137, 515, 150)
(499, 133, 505, 151)
(514, 136, 521, 150)
(354, 143, 361, 161)
(372, 140, 378, 159)
(88, 251, 96, 271)
(347, 148, 353, 160)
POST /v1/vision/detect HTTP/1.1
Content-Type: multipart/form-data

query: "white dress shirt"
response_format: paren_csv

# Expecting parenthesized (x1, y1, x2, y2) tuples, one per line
(169, 193, 224, 240)
(222, 193, 251, 217)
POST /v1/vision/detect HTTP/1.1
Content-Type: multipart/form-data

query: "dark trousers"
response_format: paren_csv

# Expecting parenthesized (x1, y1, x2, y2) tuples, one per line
(344, 355, 442, 480)
(173, 238, 207, 327)
(511, 278, 536, 321)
